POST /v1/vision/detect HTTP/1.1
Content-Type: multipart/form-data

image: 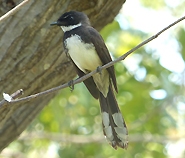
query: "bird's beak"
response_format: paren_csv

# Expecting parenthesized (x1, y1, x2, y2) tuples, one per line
(50, 21, 59, 26)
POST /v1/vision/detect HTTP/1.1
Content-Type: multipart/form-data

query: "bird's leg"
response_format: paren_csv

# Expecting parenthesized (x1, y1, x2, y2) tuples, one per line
(68, 80, 74, 92)
(96, 66, 102, 75)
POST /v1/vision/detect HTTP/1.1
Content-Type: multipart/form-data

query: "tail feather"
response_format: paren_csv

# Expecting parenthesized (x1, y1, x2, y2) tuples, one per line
(99, 84, 128, 149)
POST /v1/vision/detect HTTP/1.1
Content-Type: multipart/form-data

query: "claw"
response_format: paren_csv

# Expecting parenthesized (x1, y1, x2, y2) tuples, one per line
(68, 80, 74, 92)
(96, 66, 102, 75)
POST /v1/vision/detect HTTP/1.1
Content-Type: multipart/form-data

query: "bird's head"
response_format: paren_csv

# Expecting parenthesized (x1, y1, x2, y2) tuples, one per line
(50, 11, 90, 32)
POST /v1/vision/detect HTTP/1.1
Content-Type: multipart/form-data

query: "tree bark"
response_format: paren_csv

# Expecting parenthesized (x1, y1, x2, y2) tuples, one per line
(0, 0, 126, 151)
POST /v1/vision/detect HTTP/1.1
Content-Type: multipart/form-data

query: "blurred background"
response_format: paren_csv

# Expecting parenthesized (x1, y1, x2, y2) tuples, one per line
(1, 0, 185, 157)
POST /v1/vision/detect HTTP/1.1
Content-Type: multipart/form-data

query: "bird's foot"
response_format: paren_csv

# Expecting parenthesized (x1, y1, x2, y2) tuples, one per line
(96, 66, 102, 75)
(68, 80, 74, 92)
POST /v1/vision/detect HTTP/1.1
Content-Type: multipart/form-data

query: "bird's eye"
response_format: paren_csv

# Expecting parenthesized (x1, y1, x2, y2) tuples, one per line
(70, 16, 74, 20)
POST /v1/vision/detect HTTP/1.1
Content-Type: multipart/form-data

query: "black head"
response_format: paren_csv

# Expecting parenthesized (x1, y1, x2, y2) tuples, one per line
(50, 11, 90, 27)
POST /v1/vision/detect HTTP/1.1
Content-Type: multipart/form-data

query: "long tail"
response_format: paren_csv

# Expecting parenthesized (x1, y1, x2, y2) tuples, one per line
(99, 84, 128, 150)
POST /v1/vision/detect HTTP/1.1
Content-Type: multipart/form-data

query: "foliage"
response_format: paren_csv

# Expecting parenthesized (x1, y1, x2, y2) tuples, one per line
(2, 0, 185, 157)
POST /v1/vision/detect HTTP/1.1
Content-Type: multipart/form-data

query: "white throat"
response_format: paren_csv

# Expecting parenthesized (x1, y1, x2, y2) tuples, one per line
(61, 23, 82, 32)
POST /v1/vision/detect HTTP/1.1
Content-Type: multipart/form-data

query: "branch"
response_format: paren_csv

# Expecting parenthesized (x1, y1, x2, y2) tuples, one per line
(1, 15, 185, 107)
(18, 132, 183, 144)
(0, 0, 32, 23)
(0, 89, 23, 107)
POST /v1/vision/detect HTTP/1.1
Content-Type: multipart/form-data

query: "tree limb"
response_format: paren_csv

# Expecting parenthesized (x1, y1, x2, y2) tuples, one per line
(0, 0, 126, 151)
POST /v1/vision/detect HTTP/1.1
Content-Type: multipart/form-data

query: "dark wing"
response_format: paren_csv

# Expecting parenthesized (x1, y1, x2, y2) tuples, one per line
(63, 34, 100, 99)
(71, 59, 100, 99)
(87, 27, 118, 93)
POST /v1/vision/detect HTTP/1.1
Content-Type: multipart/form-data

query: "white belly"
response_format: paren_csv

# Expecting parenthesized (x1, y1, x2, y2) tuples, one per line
(65, 34, 102, 73)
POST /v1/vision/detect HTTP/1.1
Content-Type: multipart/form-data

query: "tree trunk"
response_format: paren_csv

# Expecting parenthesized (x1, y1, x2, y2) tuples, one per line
(0, 0, 126, 151)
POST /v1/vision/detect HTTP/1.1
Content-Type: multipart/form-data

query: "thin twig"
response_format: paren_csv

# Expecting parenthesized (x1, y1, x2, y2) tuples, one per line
(0, 0, 32, 23)
(1, 15, 185, 106)
(0, 89, 24, 107)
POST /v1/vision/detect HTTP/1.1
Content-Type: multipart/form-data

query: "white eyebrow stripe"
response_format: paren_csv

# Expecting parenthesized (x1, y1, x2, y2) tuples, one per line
(63, 15, 69, 19)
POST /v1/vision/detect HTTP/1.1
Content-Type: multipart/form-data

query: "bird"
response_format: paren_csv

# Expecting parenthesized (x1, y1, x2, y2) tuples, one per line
(50, 11, 128, 149)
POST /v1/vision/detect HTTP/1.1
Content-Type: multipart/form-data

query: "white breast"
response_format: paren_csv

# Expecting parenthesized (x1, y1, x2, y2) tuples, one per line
(65, 34, 102, 73)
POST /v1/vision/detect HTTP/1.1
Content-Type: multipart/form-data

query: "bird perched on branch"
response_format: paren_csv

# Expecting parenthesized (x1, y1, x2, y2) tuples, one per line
(51, 11, 128, 149)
